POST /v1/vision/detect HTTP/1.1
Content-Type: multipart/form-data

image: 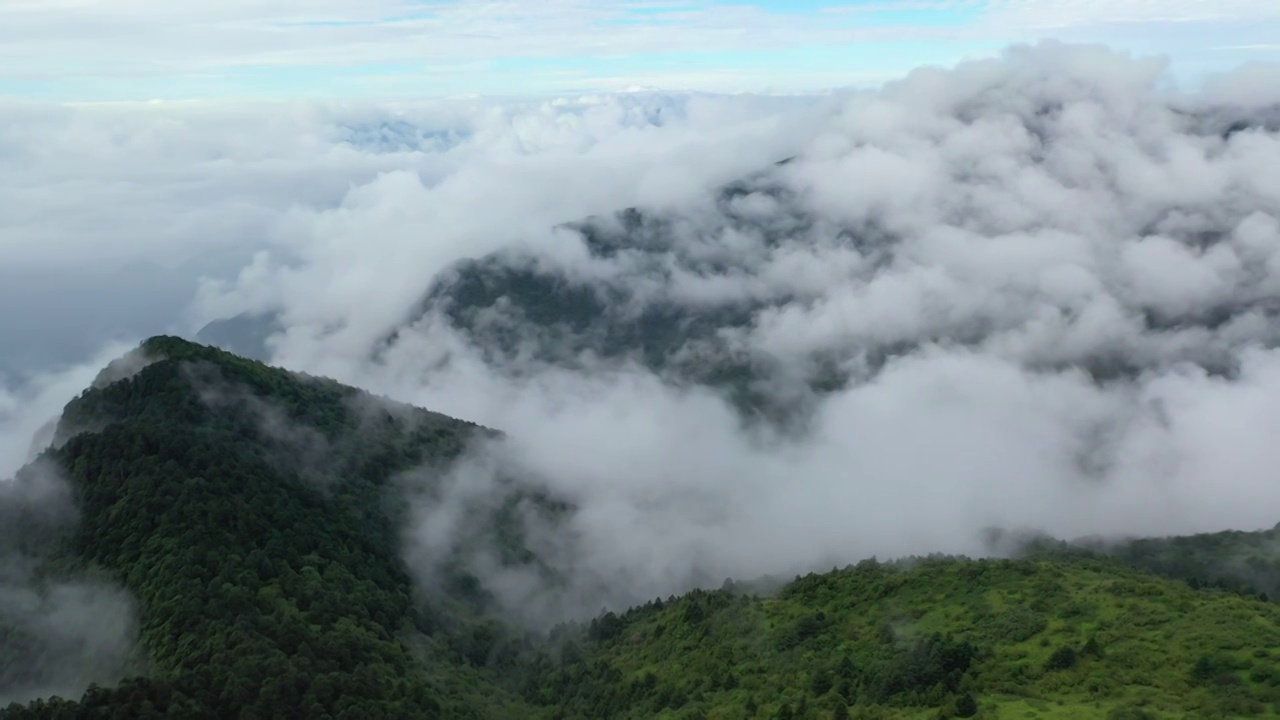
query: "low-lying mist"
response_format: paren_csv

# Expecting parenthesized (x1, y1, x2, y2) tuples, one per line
(0, 461, 143, 705)
(5, 42, 1280, 626)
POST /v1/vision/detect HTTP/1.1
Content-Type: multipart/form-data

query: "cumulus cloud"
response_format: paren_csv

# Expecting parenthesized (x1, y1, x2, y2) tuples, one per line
(185, 43, 1280, 620)
(0, 90, 799, 375)
(0, 97, 442, 375)
(8, 42, 1280, 624)
(191, 91, 818, 364)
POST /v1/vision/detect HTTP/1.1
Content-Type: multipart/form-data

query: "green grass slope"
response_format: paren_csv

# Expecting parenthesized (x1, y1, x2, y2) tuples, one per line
(531, 557, 1280, 720)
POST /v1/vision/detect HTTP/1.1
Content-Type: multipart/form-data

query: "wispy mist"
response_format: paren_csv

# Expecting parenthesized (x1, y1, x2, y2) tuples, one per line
(0, 461, 142, 705)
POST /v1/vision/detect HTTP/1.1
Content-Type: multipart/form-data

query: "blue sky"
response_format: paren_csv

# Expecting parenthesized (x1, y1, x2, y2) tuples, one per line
(1, 0, 1278, 102)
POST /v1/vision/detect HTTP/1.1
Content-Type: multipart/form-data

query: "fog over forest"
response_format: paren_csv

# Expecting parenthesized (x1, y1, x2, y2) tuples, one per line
(6, 42, 1280, 620)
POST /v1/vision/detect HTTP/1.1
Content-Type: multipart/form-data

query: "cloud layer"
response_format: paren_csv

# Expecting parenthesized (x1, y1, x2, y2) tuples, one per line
(7, 42, 1280, 622)
(185, 43, 1280, 618)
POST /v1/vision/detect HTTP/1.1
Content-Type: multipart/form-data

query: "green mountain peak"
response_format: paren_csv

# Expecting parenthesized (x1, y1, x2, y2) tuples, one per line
(3, 341, 1280, 719)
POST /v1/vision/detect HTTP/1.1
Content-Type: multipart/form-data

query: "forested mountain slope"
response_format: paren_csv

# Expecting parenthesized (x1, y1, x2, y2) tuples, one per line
(543, 557, 1280, 719)
(1079, 528, 1280, 602)
(0, 336, 530, 718)
(3, 338, 1280, 719)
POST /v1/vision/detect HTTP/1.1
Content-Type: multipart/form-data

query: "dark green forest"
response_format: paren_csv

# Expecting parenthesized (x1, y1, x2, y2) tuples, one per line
(2, 337, 1279, 719)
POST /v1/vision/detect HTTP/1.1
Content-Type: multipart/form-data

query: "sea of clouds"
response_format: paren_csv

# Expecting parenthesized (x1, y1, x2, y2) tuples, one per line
(6, 42, 1280, 621)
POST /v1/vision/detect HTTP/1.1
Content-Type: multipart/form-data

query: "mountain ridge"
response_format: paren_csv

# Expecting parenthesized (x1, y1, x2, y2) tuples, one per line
(3, 338, 1280, 718)
(2, 336, 528, 718)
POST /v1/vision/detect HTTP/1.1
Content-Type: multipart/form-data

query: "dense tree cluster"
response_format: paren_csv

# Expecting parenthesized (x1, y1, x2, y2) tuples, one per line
(2, 338, 514, 719)
(4, 338, 1280, 719)
(522, 557, 1280, 719)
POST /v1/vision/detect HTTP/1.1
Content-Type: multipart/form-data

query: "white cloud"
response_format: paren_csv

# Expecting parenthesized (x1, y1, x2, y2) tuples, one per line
(4, 1, 1280, 100)
(6, 42, 1280, 621)
(984, 0, 1280, 28)
(167, 43, 1280, 617)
